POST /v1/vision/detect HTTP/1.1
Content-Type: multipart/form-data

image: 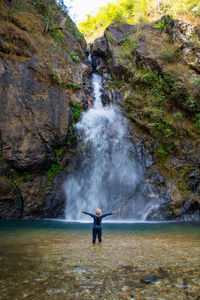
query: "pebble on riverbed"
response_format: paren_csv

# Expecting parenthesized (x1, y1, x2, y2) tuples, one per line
(140, 274, 160, 284)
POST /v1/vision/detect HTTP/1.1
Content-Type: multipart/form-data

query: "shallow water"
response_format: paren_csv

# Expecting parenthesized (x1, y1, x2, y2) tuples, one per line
(0, 221, 200, 299)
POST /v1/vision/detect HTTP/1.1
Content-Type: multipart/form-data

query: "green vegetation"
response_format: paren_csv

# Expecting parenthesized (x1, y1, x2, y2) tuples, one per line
(51, 71, 81, 90)
(104, 19, 199, 163)
(51, 68, 63, 85)
(8, 177, 19, 186)
(70, 50, 81, 63)
(156, 147, 168, 162)
(1, 0, 85, 65)
(45, 163, 61, 185)
(49, 26, 64, 38)
(114, 34, 138, 62)
(74, 30, 85, 43)
(173, 112, 183, 120)
(79, 0, 200, 41)
(45, 147, 64, 185)
(67, 134, 77, 143)
(160, 50, 178, 63)
(153, 19, 166, 29)
(98, 10, 199, 167)
(71, 103, 83, 121)
(195, 78, 200, 90)
(116, 62, 200, 162)
(106, 32, 118, 43)
(19, 172, 33, 181)
(193, 113, 200, 132)
(1, 159, 34, 187)
(67, 82, 80, 90)
(65, 14, 85, 43)
(153, 15, 175, 30)
(15, 0, 26, 10)
(31, 0, 68, 32)
(12, 0, 83, 47)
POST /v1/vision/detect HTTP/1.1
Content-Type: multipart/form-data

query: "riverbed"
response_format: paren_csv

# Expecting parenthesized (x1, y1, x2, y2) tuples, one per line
(0, 221, 200, 299)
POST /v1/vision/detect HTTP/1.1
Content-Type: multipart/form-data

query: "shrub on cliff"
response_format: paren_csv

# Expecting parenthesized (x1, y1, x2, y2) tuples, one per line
(79, 0, 200, 42)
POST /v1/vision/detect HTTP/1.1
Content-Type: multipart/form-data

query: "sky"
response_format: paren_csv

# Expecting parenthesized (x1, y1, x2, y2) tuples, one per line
(64, 0, 116, 23)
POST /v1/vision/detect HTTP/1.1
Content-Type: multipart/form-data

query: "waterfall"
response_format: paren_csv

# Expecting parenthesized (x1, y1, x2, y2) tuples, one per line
(63, 73, 156, 221)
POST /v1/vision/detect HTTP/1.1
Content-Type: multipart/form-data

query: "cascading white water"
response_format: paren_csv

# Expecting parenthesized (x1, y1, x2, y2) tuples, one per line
(63, 73, 157, 221)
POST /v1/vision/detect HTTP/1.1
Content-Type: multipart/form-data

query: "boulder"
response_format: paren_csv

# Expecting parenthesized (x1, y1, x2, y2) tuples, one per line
(105, 22, 136, 43)
(90, 36, 108, 57)
(90, 22, 136, 75)
(135, 34, 163, 74)
(90, 36, 108, 71)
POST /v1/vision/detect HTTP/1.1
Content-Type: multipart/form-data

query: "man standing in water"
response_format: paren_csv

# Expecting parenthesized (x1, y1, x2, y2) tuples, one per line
(81, 209, 116, 244)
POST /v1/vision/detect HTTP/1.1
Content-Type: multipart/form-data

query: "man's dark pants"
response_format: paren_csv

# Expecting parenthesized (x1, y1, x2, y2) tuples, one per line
(92, 226, 102, 243)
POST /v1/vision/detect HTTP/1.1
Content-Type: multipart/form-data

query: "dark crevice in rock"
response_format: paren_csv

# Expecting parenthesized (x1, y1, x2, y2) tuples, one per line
(14, 184, 24, 218)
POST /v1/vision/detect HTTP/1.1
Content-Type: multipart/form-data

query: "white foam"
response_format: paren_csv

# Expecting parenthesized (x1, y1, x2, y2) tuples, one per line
(45, 218, 176, 224)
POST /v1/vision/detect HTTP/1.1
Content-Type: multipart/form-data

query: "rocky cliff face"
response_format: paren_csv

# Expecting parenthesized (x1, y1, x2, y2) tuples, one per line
(0, 0, 92, 219)
(90, 17, 200, 222)
(0, 2, 199, 222)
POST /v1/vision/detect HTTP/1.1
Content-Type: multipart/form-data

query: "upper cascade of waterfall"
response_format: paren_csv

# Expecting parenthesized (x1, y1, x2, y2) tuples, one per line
(64, 73, 159, 221)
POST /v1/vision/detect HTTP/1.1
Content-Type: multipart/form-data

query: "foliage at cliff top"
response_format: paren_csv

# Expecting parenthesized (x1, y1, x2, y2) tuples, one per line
(79, 0, 200, 42)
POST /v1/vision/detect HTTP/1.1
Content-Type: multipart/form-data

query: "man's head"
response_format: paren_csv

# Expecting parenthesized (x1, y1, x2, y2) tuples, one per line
(95, 208, 102, 217)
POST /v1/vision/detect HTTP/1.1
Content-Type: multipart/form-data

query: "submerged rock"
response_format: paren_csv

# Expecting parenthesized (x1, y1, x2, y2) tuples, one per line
(140, 274, 160, 284)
